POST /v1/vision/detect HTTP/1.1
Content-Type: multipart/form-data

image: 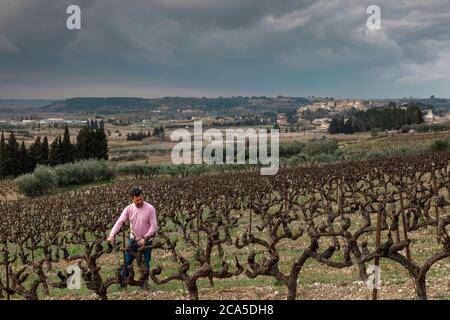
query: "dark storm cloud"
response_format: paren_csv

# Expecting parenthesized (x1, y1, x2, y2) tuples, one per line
(0, 0, 449, 98)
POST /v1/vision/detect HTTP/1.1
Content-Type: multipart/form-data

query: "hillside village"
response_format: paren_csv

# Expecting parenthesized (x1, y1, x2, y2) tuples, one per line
(0, 96, 449, 134)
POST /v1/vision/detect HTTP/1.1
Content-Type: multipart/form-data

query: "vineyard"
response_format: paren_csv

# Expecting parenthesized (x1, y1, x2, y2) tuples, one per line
(0, 151, 450, 300)
(0, 180, 18, 201)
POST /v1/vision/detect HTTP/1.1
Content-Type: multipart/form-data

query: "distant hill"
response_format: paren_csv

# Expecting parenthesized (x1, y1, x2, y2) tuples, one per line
(0, 100, 56, 114)
(41, 97, 154, 113)
(40, 96, 312, 114)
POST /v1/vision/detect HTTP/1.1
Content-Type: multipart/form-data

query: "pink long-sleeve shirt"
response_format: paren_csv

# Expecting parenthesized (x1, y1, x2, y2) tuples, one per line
(109, 202, 158, 241)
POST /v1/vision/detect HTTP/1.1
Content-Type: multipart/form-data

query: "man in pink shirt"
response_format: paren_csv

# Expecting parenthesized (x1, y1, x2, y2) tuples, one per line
(107, 188, 158, 287)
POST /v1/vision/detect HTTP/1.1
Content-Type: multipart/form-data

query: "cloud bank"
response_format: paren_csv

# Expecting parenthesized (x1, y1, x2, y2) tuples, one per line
(0, 0, 449, 98)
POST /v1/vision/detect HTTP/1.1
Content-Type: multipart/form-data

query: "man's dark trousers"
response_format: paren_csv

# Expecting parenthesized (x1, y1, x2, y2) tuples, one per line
(120, 238, 152, 285)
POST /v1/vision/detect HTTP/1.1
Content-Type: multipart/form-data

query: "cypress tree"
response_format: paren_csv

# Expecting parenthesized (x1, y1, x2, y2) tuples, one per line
(389, 102, 397, 130)
(41, 136, 49, 165)
(29, 136, 42, 169)
(94, 127, 109, 160)
(49, 137, 58, 166)
(75, 126, 91, 160)
(328, 118, 340, 134)
(343, 119, 355, 134)
(415, 106, 424, 124)
(57, 135, 64, 163)
(73, 126, 110, 161)
(62, 126, 74, 163)
(18, 141, 32, 174)
(0, 132, 6, 177)
(339, 117, 345, 133)
(5, 132, 20, 176)
(49, 136, 63, 166)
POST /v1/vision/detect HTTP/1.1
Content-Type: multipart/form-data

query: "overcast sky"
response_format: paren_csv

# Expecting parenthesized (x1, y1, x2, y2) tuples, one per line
(0, 0, 449, 99)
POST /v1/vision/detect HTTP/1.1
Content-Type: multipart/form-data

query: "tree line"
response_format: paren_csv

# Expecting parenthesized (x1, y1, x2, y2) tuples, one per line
(126, 126, 166, 141)
(126, 131, 152, 141)
(0, 126, 108, 178)
(329, 103, 424, 134)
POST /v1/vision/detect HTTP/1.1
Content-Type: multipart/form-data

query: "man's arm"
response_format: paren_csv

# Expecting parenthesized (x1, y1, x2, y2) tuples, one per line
(144, 206, 158, 240)
(108, 206, 129, 241)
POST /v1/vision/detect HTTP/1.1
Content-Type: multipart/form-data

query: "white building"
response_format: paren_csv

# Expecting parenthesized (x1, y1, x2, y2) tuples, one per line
(424, 109, 435, 123)
(277, 114, 288, 125)
(424, 109, 447, 124)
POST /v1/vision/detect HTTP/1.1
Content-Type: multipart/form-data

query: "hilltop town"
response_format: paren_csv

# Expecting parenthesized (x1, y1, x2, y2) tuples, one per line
(0, 96, 449, 136)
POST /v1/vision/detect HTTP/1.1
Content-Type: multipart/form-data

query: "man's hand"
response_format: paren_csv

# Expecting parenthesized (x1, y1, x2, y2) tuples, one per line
(137, 239, 145, 247)
(107, 235, 115, 243)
